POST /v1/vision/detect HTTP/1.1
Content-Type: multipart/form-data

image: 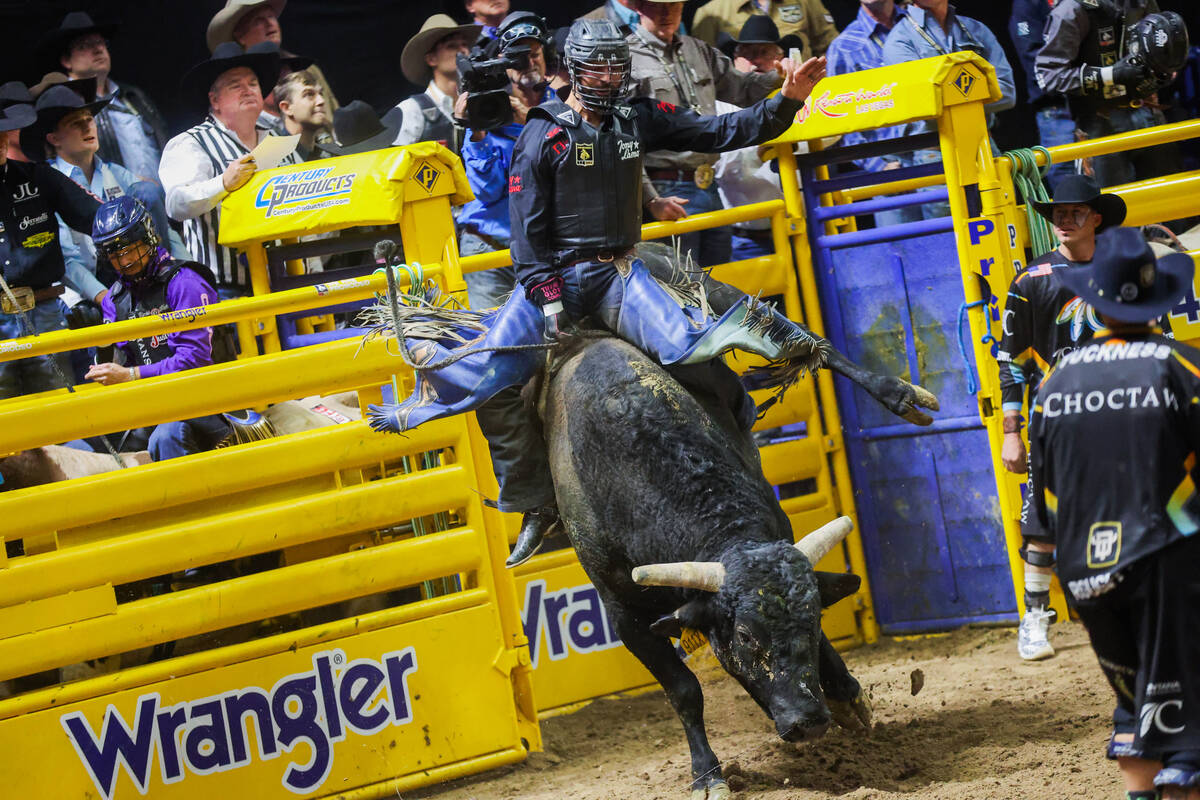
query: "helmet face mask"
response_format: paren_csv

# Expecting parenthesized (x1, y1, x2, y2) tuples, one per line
(92, 196, 160, 279)
(565, 19, 631, 116)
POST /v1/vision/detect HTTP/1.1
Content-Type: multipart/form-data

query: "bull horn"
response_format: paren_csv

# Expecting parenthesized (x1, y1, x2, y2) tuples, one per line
(794, 516, 854, 564)
(631, 562, 726, 593)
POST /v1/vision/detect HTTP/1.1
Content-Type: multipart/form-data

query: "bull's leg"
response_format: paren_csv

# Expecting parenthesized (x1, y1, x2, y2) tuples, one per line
(821, 346, 938, 426)
(607, 604, 730, 799)
(636, 249, 938, 425)
(818, 634, 872, 732)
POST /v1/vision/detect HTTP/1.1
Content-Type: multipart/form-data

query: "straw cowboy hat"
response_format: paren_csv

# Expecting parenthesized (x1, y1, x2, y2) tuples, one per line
(402, 14, 482, 86)
(27, 72, 98, 102)
(207, 0, 287, 53)
(1059, 227, 1194, 323)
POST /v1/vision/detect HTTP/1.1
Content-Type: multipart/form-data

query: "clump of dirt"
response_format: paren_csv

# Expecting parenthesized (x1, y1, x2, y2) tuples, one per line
(407, 622, 1118, 800)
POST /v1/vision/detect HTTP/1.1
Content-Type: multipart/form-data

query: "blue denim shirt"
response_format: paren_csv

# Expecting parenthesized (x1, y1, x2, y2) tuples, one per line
(881, 4, 1016, 138)
(825, 4, 907, 172)
(102, 81, 164, 186)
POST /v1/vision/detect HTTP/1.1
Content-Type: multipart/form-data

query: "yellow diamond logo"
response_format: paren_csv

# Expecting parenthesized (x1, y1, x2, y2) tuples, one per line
(952, 69, 976, 98)
(415, 161, 441, 194)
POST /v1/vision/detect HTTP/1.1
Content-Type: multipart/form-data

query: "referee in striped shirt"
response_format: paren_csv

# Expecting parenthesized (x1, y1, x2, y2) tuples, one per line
(159, 41, 300, 297)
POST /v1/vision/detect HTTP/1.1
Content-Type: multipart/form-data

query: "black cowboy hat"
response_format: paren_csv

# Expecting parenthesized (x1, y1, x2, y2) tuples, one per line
(1059, 227, 1194, 323)
(718, 15, 803, 59)
(316, 100, 400, 156)
(25, 84, 111, 144)
(0, 104, 35, 133)
(35, 11, 119, 71)
(1031, 174, 1127, 232)
(181, 41, 282, 102)
(0, 82, 32, 109)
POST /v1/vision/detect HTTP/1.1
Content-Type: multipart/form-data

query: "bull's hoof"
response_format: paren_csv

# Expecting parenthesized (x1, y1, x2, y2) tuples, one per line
(691, 779, 731, 800)
(828, 690, 873, 733)
(898, 380, 939, 426)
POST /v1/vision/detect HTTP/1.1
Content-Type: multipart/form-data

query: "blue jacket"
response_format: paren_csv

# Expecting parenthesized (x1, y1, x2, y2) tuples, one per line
(1007, 0, 1058, 106)
(457, 123, 523, 244)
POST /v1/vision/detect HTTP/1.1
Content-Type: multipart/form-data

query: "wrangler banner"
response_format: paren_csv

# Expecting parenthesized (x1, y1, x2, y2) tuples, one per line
(218, 142, 474, 249)
(0, 609, 526, 799)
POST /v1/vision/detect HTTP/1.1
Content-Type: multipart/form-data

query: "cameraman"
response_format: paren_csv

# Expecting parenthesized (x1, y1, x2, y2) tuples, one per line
(455, 12, 555, 311)
(392, 14, 481, 152)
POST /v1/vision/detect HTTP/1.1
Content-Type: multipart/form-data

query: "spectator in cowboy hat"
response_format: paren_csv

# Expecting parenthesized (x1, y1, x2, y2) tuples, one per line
(0, 82, 33, 163)
(317, 101, 402, 157)
(1029, 227, 1200, 800)
(158, 41, 301, 296)
(716, 14, 803, 68)
(0, 100, 100, 399)
(36, 11, 169, 186)
(206, 0, 340, 127)
(995, 173, 1130, 662)
(31, 85, 189, 304)
(389, 15, 481, 152)
(19, 74, 98, 161)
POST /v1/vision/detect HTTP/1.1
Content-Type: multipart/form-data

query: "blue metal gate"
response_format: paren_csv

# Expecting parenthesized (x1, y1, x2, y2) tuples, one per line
(798, 150, 1017, 633)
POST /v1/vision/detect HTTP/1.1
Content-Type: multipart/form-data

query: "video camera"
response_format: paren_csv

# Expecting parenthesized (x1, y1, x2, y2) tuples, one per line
(456, 38, 531, 131)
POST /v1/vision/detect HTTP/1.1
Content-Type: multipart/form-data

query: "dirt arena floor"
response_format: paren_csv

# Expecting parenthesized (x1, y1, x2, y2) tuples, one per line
(409, 621, 1120, 800)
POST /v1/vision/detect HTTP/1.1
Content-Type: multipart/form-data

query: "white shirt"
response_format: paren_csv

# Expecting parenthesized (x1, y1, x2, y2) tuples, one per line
(712, 101, 781, 231)
(392, 82, 455, 146)
(159, 114, 299, 290)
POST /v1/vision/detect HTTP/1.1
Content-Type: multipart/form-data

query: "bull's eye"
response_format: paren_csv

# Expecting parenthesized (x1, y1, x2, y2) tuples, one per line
(734, 625, 755, 646)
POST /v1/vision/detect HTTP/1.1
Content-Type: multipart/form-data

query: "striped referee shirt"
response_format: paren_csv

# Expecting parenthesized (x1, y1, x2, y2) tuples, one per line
(159, 114, 299, 292)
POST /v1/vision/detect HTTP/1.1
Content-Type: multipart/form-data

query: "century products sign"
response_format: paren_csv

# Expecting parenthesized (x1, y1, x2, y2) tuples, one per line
(253, 166, 357, 218)
(61, 648, 418, 799)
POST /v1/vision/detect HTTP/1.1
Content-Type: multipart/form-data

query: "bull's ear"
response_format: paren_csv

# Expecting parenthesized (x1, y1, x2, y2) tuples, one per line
(649, 598, 708, 638)
(815, 571, 861, 608)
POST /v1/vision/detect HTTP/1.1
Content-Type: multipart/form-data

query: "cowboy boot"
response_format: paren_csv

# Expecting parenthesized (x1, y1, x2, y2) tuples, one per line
(506, 504, 560, 568)
(679, 295, 829, 367)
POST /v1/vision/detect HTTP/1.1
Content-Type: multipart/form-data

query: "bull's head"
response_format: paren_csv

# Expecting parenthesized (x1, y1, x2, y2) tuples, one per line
(632, 517, 860, 743)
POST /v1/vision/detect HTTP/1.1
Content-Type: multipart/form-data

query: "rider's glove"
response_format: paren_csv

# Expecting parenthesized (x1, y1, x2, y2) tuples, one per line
(527, 275, 566, 341)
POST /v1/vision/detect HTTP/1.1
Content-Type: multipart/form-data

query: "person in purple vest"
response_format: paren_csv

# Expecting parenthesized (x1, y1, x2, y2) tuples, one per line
(86, 196, 230, 461)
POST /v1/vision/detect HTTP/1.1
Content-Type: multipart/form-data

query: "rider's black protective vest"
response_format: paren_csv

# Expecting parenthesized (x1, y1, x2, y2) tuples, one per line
(1074, 0, 1155, 113)
(109, 261, 215, 366)
(530, 99, 645, 264)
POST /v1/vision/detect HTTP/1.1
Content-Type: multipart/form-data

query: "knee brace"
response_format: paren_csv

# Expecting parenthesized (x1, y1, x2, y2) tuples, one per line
(1019, 542, 1056, 568)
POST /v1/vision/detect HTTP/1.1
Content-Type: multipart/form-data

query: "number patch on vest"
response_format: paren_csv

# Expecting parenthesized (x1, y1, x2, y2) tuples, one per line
(575, 142, 595, 167)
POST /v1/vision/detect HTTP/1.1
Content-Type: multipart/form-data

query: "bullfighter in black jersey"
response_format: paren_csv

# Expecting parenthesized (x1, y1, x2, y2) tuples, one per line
(1030, 227, 1200, 800)
(368, 19, 831, 566)
(996, 174, 1127, 661)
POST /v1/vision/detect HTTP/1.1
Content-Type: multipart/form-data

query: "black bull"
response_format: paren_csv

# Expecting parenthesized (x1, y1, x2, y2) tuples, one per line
(512, 251, 937, 798)
(537, 329, 926, 798)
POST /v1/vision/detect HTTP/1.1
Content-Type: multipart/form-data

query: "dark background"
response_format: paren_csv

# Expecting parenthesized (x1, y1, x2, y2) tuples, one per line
(2, 0, 1198, 154)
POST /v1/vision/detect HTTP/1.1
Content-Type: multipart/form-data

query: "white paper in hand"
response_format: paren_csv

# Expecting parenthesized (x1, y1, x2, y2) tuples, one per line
(251, 134, 300, 170)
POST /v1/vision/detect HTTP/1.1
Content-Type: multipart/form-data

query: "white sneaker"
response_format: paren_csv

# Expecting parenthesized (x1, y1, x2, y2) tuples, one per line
(1018, 608, 1056, 661)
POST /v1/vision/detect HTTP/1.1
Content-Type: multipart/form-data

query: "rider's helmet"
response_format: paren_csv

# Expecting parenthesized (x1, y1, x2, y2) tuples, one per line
(92, 196, 159, 278)
(1126, 11, 1189, 89)
(563, 18, 631, 116)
